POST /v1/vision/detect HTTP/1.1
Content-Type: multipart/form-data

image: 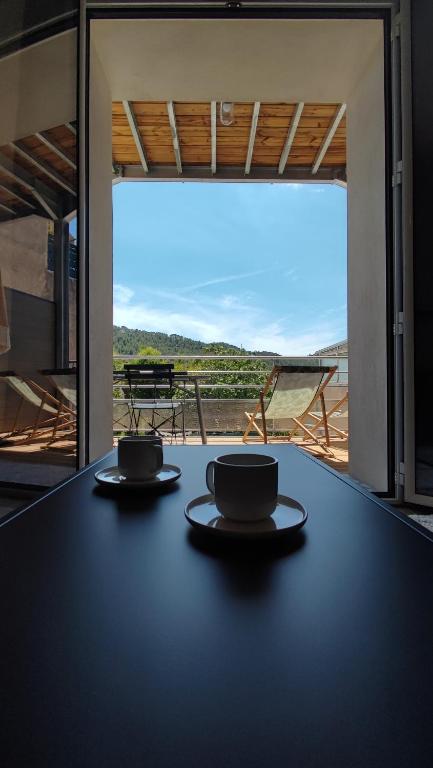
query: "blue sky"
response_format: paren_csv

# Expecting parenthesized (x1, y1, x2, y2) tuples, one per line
(113, 182, 347, 355)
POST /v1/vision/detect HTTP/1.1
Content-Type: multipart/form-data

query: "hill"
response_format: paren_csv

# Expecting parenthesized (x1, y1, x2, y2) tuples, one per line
(113, 325, 278, 357)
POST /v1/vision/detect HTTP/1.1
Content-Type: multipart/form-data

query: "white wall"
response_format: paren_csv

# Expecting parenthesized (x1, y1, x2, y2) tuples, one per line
(92, 19, 382, 103)
(0, 31, 77, 144)
(89, 18, 388, 488)
(347, 38, 387, 490)
(88, 42, 113, 461)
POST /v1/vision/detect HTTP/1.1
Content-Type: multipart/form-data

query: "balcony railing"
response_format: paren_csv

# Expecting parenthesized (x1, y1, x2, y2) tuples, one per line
(113, 355, 348, 437)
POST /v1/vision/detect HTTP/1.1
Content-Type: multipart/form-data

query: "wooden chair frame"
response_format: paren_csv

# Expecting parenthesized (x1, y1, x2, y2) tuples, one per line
(309, 391, 348, 440)
(0, 374, 76, 445)
(243, 365, 337, 455)
(39, 369, 77, 445)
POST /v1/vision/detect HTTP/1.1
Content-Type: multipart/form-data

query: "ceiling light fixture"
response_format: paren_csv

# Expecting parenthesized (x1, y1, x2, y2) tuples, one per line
(220, 102, 235, 126)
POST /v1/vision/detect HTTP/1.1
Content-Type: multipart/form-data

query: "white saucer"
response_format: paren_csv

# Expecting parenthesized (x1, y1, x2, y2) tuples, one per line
(95, 464, 181, 488)
(185, 494, 307, 539)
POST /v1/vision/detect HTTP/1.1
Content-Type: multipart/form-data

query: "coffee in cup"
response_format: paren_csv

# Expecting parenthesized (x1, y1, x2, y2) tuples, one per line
(206, 453, 278, 522)
(118, 435, 163, 480)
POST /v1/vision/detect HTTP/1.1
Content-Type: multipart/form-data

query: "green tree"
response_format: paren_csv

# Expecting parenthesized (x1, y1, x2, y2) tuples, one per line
(137, 345, 162, 358)
(183, 345, 272, 400)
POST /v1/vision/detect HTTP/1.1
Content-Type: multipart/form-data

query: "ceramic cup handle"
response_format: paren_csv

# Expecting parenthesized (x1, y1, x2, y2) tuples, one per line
(206, 461, 215, 495)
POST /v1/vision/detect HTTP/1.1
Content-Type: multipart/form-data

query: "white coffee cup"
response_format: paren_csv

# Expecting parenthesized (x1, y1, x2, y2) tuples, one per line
(206, 453, 278, 522)
(118, 436, 163, 480)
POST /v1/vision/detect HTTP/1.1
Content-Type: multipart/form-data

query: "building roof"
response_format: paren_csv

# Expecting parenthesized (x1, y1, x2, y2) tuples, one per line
(313, 340, 348, 356)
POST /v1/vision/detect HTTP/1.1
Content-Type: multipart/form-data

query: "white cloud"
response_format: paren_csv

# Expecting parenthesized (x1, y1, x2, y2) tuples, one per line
(318, 303, 347, 319)
(247, 326, 343, 356)
(114, 302, 222, 343)
(113, 283, 134, 305)
(113, 285, 346, 355)
(182, 268, 269, 294)
(266, 182, 303, 192)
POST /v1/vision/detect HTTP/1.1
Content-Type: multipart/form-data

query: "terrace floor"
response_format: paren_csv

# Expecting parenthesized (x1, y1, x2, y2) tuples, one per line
(0, 432, 76, 487)
(0, 432, 349, 478)
(184, 435, 349, 474)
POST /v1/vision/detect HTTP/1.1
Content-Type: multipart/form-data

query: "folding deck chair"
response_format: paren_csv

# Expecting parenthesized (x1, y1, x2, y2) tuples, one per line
(40, 368, 77, 443)
(42, 369, 77, 409)
(243, 365, 337, 455)
(0, 371, 75, 444)
(309, 391, 348, 440)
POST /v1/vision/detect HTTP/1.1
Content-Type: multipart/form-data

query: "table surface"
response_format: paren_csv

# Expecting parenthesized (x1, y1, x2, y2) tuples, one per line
(1, 445, 433, 768)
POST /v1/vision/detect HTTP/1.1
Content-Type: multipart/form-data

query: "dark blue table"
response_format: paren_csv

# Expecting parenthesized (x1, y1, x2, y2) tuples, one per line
(1, 445, 432, 767)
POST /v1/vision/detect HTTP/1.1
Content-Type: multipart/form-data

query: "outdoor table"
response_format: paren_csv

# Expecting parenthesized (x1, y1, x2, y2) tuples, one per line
(171, 372, 207, 444)
(1, 445, 433, 767)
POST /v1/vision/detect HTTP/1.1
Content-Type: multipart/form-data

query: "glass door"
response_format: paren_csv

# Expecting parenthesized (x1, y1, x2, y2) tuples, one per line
(0, 0, 79, 505)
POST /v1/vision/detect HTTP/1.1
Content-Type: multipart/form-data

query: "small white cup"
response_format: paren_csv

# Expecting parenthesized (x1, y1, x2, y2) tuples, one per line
(118, 436, 163, 480)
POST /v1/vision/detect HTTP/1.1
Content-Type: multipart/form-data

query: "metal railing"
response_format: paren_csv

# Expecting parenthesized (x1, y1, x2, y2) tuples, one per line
(113, 355, 348, 436)
(113, 354, 348, 388)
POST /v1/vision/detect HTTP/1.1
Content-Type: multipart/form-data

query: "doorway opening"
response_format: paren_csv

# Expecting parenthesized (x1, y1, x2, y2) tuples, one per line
(112, 179, 348, 471)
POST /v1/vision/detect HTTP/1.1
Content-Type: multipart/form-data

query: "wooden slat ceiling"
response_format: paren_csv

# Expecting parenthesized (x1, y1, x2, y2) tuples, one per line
(113, 101, 346, 181)
(0, 123, 76, 222)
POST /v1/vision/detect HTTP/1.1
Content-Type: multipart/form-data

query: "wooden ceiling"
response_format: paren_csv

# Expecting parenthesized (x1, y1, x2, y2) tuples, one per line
(113, 101, 346, 182)
(0, 123, 76, 222)
(0, 100, 346, 222)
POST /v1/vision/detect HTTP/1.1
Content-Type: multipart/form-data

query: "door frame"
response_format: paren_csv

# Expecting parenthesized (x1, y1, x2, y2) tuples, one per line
(80, 0, 402, 498)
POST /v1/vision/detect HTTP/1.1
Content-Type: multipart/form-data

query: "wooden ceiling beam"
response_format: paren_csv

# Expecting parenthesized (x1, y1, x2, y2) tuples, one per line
(0, 183, 35, 209)
(122, 101, 149, 174)
(278, 102, 304, 175)
(0, 151, 63, 219)
(0, 156, 34, 193)
(245, 102, 260, 176)
(119, 162, 346, 184)
(35, 131, 77, 170)
(65, 122, 76, 136)
(211, 101, 217, 175)
(0, 201, 15, 216)
(312, 103, 346, 175)
(10, 141, 77, 196)
(31, 189, 58, 220)
(167, 102, 182, 174)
